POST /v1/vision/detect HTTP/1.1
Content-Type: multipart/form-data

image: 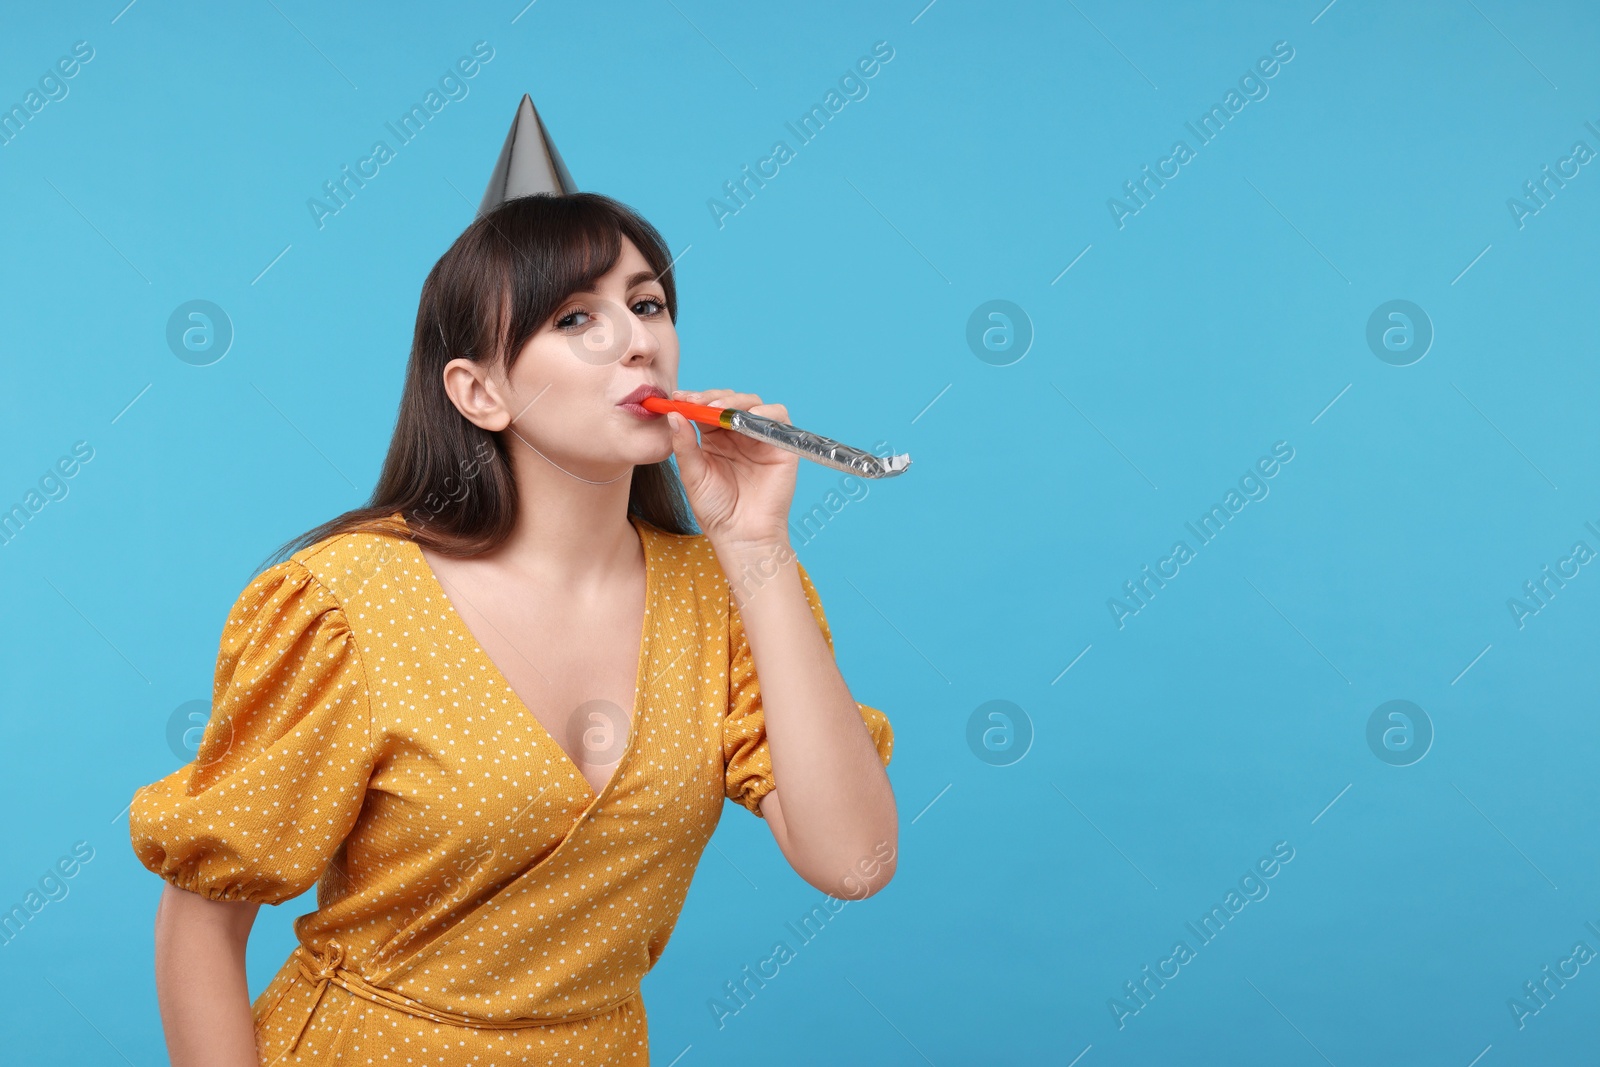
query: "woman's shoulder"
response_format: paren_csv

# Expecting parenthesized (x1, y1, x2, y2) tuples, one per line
(635, 515, 739, 600)
(276, 515, 415, 607)
(637, 518, 821, 621)
(637, 515, 715, 561)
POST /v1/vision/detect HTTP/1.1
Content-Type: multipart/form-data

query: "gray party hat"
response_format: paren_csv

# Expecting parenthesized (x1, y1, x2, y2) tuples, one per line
(478, 94, 577, 214)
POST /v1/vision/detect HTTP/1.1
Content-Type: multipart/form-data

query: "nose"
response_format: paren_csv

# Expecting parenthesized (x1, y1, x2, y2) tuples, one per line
(620, 305, 660, 366)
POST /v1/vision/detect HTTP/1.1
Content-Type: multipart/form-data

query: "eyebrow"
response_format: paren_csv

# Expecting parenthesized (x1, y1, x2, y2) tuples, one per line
(565, 270, 665, 303)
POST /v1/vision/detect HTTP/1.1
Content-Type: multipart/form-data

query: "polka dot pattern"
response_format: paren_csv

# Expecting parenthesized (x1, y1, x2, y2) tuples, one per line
(128, 512, 894, 1064)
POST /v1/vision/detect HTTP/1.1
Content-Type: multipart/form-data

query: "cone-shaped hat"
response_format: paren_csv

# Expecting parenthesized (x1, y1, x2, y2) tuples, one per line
(478, 94, 577, 215)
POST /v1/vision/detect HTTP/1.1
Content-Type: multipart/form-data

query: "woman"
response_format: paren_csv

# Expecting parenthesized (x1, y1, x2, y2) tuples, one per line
(128, 192, 898, 1065)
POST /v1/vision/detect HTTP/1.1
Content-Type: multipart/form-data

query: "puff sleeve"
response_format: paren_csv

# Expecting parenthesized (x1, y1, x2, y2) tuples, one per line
(723, 560, 894, 818)
(128, 558, 375, 906)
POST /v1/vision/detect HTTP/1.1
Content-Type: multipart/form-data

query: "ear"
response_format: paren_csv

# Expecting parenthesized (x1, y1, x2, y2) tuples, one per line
(441, 358, 512, 431)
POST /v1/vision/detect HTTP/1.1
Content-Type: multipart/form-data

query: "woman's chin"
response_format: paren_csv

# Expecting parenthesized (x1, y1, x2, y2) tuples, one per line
(637, 440, 676, 465)
(620, 433, 675, 467)
(624, 422, 675, 463)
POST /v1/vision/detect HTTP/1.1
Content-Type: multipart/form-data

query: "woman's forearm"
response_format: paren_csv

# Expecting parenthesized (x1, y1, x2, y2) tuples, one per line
(153, 883, 262, 1067)
(720, 540, 899, 896)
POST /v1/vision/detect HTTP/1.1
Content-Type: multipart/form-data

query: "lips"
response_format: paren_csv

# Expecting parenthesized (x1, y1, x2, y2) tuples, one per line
(617, 384, 668, 407)
(617, 383, 669, 421)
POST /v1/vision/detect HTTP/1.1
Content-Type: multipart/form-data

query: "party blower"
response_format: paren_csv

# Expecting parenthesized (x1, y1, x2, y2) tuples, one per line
(640, 396, 912, 479)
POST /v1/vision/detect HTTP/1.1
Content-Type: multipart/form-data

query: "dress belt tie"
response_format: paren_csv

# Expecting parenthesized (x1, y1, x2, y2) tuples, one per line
(262, 939, 638, 1064)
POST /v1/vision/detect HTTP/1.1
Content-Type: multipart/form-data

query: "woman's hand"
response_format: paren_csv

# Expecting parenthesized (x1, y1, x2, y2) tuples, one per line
(665, 388, 798, 555)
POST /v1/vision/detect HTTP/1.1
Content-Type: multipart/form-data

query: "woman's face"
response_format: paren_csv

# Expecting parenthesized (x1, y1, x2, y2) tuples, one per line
(454, 236, 679, 476)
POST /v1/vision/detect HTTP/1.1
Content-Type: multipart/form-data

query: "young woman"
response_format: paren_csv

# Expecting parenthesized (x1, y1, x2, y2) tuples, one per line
(128, 192, 898, 1065)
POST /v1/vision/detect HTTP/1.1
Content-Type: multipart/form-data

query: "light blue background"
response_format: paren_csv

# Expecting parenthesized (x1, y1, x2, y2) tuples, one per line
(2, 0, 1598, 1063)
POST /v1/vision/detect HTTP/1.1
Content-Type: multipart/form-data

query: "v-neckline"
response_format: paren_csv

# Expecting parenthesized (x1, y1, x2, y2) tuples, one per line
(396, 510, 656, 810)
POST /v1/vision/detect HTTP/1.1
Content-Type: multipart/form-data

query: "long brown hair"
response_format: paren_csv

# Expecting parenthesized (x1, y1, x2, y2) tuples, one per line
(259, 192, 697, 574)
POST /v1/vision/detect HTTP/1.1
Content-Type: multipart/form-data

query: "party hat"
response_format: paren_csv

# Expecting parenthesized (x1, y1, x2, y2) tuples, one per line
(478, 94, 578, 214)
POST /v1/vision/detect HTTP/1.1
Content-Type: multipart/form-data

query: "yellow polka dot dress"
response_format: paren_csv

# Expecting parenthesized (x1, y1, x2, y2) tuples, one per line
(128, 512, 894, 1065)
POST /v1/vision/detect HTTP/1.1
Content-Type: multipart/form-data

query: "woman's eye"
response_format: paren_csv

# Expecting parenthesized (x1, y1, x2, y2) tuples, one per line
(557, 296, 665, 329)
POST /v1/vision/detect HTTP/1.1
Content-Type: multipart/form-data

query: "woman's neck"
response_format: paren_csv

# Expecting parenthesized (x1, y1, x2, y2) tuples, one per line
(483, 440, 641, 595)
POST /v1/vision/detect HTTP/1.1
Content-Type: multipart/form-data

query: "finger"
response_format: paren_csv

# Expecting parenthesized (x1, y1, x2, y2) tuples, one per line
(706, 392, 762, 411)
(671, 389, 728, 412)
(679, 389, 757, 407)
(666, 410, 712, 484)
(749, 403, 788, 423)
